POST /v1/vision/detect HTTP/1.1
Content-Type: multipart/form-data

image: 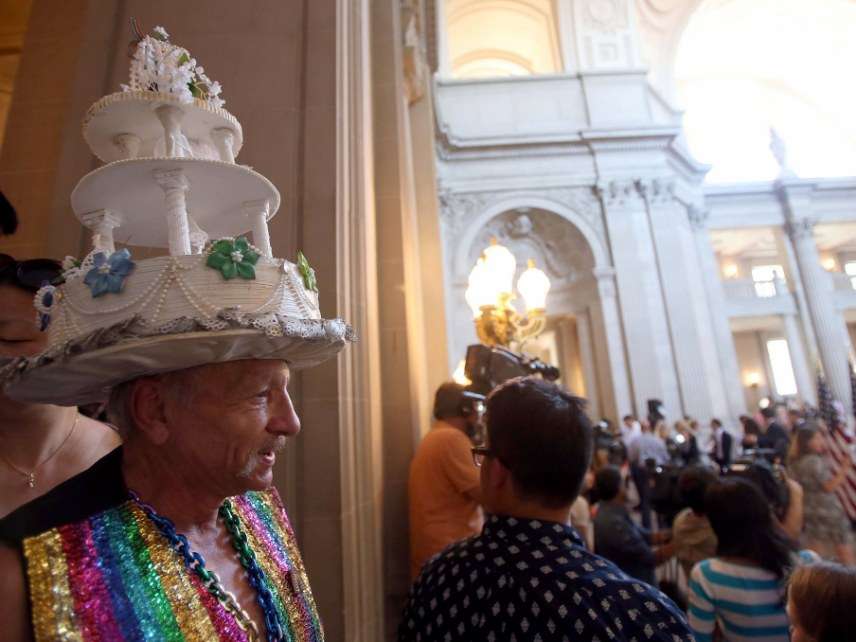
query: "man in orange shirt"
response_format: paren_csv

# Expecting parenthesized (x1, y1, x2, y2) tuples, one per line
(409, 382, 484, 579)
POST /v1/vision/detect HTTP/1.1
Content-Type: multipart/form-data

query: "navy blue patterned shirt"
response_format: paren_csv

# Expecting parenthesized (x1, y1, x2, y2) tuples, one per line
(399, 514, 693, 642)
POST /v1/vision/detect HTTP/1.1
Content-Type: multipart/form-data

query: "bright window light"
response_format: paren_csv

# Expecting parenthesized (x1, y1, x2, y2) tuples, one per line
(845, 261, 856, 290)
(675, 0, 856, 183)
(751, 265, 784, 298)
(766, 339, 798, 396)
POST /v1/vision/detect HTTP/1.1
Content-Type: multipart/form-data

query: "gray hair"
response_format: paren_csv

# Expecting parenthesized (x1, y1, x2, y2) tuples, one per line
(106, 369, 201, 438)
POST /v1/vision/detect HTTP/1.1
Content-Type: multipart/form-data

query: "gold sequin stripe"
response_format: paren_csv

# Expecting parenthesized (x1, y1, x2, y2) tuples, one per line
(23, 530, 84, 642)
(131, 502, 222, 642)
(259, 492, 323, 637)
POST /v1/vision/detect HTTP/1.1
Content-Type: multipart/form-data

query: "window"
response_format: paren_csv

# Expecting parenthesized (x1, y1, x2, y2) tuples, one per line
(751, 265, 784, 298)
(845, 261, 856, 290)
(766, 339, 797, 397)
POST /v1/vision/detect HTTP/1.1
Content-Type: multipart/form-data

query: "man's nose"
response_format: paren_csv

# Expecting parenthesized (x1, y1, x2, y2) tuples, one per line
(267, 388, 301, 437)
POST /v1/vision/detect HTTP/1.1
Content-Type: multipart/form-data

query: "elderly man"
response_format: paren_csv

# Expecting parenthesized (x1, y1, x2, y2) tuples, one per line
(399, 377, 692, 641)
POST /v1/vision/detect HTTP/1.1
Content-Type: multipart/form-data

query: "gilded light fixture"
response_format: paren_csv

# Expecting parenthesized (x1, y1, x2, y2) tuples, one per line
(464, 238, 551, 348)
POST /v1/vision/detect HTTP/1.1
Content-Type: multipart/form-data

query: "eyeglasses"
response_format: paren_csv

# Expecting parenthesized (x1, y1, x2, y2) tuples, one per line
(0, 254, 63, 292)
(471, 445, 494, 467)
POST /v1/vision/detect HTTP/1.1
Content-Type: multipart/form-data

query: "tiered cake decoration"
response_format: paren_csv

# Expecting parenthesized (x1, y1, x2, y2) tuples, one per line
(2, 26, 353, 405)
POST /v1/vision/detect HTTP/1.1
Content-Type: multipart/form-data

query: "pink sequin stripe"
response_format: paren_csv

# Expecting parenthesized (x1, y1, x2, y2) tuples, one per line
(58, 519, 125, 641)
(233, 495, 292, 575)
(188, 567, 251, 642)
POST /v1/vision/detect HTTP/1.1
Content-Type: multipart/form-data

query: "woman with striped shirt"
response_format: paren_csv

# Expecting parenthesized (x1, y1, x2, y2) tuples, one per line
(688, 478, 817, 641)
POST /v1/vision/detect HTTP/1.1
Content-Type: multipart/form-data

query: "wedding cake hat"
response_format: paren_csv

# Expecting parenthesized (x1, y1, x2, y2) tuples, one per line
(1, 25, 354, 405)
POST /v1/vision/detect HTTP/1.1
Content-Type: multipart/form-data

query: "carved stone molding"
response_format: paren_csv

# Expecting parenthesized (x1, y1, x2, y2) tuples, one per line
(401, 0, 427, 104)
(592, 266, 617, 299)
(439, 186, 605, 248)
(786, 217, 816, 241)
(686, 204, 710, 231)
(584, 0, 627, 32)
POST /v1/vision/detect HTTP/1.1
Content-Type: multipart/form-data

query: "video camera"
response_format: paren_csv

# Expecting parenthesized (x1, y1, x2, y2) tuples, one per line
(463, 344, 560, 397)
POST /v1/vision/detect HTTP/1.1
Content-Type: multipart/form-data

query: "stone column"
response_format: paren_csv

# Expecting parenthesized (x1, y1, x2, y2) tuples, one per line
(573, 311, 600, 416)
(80, 209, 122, 254)
(687, 205, 746, 419)
(781, 312, 816, 404)
(786, 215, 851, 409)
(154, 169, 191, 256)
(592, 266, 632, 419)
(597, 178, 681, 417)
(242, 199, 272, 258)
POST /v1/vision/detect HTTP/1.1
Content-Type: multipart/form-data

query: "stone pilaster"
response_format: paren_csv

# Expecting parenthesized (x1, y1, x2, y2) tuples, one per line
(592, 266, 632, 420)
(687, 204, 747, 419)
(596, 177, 681, 417)
(781, 312, 815, 405)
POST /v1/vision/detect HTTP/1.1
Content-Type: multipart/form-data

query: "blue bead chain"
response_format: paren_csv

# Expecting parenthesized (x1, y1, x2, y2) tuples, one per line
(130, 491, 287, 642)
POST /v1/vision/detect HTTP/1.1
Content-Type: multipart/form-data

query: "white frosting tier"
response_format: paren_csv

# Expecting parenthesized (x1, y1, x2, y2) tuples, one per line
(47, 253, 321, 355)
(83, 91, 243, 163)
(71, 157, 279, 249)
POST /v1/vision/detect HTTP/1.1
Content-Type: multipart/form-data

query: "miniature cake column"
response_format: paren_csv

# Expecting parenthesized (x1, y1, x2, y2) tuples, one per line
(211, 128, 236, 163)
(242, 199, 272, 258)
(81, 209, 123, 253)
(154, 169, 192, 256)
(155, 104, 185, 157)
(113, 133, 141, 159)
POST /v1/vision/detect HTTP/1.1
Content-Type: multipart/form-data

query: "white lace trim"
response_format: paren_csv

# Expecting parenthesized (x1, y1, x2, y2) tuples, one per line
(0, 309, 355, 384)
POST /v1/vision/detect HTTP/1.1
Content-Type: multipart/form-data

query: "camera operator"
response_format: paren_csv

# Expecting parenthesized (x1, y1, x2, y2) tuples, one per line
(728, 455, 804, 541)
(408, 382, 484, 579)
(628, 420, 669, 530)
(673, 420, 700, 466)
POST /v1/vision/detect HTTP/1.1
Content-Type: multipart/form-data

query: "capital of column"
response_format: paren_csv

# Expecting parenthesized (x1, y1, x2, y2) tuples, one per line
(592, 266, 617, 298)
(153, 168, 190, 192)
(636, 177, 676, 206)
(81, 209, 123, 253)
(785, 217, 816, 242)
(686, 204, 710, 231)
(594, 179, 641, 209)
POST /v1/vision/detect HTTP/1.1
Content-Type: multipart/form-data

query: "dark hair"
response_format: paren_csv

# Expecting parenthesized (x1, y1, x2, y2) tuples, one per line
(433, 382, 467, 420)
(486, 376, 592, 508)
(622, 415, 634, 422)
(594, 465, 622, 502)
(711, 418, 722, 429)
(705, 478, 797, 579)
(0, 191, 17, 236)
(789, 425, 818, 464)
(678, 466, 718, 514)
(740, 416, 761, 436)
(788, 561, 856, 642)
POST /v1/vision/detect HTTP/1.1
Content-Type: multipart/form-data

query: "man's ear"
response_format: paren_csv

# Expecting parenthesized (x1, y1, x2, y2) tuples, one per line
(129, 378, 171, 445)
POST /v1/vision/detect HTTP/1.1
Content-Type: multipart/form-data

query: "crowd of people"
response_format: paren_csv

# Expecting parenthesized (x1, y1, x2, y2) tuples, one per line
(406, 377, 856, 640)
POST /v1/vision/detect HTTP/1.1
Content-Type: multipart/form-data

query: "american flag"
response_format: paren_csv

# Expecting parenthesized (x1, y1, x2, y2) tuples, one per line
(820, 366, 856, 520)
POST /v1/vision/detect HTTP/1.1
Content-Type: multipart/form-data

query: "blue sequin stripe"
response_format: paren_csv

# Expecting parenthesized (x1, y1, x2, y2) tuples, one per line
(101, 505, 171, 640)
(249, 492, 322, 640)
(90, 510, 145, 641)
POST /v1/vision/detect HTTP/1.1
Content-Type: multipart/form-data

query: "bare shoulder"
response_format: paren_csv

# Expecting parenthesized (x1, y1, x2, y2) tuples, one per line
(0, 543, 32, 642)
(78, 414, 122, 452)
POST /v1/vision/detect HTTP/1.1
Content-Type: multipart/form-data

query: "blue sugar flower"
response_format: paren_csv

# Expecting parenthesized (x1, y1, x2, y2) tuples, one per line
(84, 249, 136, 298)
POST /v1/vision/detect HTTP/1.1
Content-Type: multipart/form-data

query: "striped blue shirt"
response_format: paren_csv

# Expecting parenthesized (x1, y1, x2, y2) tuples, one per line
(688, 552, 817, 642)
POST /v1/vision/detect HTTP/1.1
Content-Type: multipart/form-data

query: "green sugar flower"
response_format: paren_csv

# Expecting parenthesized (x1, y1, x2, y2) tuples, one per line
(206, 237, 259, 280)
(297, 251, 318, 293)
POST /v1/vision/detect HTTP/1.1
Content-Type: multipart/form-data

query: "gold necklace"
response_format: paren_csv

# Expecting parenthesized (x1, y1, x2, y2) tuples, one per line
(1, 412, 79, 488)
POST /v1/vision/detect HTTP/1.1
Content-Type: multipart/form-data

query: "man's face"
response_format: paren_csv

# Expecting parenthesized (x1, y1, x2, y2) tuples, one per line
(0, 283, 46, 359)
(161, 359, 300, 496)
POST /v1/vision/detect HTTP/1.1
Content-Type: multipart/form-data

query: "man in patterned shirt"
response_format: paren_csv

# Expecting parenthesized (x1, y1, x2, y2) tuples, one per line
(398, 377, 693, 641)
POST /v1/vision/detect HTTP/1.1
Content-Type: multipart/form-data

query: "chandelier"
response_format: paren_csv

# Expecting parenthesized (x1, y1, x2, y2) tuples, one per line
(464, 238, 551, 349)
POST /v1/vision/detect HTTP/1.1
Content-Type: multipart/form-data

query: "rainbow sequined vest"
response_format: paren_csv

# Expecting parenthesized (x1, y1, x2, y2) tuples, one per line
(23, 488, 323, 642)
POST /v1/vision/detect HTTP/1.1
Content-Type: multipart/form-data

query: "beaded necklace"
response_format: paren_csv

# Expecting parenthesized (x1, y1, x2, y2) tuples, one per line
(131, 491, 289, 642)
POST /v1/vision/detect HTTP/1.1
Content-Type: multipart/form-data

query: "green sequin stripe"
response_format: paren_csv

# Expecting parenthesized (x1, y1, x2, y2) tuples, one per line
(250, 492, 323, 637)
(113, 503, 185, 641)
